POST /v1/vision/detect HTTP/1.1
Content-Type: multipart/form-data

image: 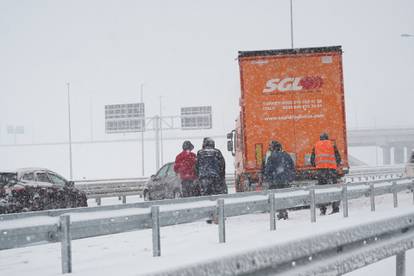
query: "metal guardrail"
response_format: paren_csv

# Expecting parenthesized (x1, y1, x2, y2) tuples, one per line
(0, 176, 410, 221)
(149, 211, 414, 276)
(1, 178, 413, 274)
(74, 166, 405, 203)
(75, 178, 147, 199)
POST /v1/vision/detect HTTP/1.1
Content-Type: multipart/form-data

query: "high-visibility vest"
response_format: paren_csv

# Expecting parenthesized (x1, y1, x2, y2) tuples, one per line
(314, 140, 337, 169)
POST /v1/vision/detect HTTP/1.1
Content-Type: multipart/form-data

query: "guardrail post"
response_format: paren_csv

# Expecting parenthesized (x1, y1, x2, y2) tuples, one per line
(412, 180, 414, 205)
(370, 183, 376, 212)
(96, 197, 101, 206)
(151, 206, 161, 257)
(392, 181, 398, 208)
(59, 214, 72, 274)
(269, 193, 276, 231)
(217, 199, 226, 243)
(310, 188, 316, 223)
(396, 252, 406, 276)
(342, 184, 348, 218)
(122, 195, 127, 204)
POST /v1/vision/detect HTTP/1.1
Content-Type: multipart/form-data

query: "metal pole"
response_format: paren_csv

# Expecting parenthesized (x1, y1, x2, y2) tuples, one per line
(217, 199, 226, 243)
(89, 96, 93, 141)
(412, 180, 414, 205)
(290, 0, 294, 48)
(60, 214, 72, 274)
(370, 183, 376, 212)
(310, 188, 316, 223)
(392, 181, 398, 208)
(67, 83, 73, 180)
(151, 205, 161, 257)
(140, 84, 145, 176)
(159, 97, 164, 166)
(154, 116, 160, 171)
(396, 252, 406, 276)
(269, 193, 276, 231)
(342, 184, 349, 218)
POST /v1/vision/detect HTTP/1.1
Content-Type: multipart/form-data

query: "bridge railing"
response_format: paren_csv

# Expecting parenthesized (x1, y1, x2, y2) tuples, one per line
(1, 178, 413, 274)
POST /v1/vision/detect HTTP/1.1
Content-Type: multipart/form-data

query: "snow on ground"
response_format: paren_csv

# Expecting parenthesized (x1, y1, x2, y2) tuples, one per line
(1, 192, 414, 276)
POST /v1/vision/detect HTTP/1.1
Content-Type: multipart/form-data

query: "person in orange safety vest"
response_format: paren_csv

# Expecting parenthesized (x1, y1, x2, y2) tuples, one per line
(310, 132, 342, 215)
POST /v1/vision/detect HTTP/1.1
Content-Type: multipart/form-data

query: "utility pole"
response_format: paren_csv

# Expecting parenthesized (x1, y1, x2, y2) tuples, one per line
(290, 0, 294, 48)
(89, 96, 93, 141)
(140, 84, 145, 176)
(159, 96, 164, 166)
(67, 82, 73, 180)
(154, 115, 161, 171)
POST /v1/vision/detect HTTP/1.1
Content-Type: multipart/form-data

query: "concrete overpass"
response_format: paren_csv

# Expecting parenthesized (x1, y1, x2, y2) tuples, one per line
(348, 127, 414, 164)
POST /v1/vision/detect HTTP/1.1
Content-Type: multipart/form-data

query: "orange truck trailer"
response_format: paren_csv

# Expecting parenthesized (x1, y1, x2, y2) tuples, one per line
(227, 46, 349, 192)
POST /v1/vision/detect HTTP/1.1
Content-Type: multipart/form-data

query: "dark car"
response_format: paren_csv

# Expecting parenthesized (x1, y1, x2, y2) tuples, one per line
(143, 162, 185, 201)
(0, 168, 87, 214)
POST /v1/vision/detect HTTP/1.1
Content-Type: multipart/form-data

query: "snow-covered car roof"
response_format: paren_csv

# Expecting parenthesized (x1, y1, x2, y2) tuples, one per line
(1, 168, 67, 181)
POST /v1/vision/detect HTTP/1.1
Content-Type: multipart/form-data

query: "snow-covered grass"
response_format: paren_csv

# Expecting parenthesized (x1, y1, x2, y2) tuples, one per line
(1, 191, 413, 276)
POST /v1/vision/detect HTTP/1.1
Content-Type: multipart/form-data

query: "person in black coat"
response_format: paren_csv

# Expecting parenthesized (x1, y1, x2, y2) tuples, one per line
(264, 141, 296, 187)
(195, 137, 226, 196)
(264, 141, 296, 219)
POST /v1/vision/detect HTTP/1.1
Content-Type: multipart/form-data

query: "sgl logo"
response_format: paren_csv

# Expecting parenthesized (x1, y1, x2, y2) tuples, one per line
(263, 76, 323, 93)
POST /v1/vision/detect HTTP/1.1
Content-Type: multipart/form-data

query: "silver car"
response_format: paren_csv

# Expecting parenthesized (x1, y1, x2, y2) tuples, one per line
(143, 162, 183, 201)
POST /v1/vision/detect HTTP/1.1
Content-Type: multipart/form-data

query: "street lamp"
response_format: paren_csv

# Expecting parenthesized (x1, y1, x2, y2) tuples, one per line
(140, 83, 145, 176)
(67, 82, 73, 180)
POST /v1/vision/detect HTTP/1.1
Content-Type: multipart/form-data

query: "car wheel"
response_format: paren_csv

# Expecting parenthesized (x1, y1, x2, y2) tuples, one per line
(173, 190, 181, 199)
(144, 190, 151, 201)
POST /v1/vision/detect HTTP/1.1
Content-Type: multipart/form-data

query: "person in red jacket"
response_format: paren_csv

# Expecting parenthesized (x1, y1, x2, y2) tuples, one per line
(174, 140, 199, 197)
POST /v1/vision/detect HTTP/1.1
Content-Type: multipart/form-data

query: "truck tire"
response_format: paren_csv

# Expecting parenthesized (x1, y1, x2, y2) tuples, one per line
(143, 190, 151, 201)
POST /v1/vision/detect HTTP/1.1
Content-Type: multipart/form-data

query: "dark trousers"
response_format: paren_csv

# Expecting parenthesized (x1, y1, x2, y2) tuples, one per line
(268, 180, 290, 190)
(181, 180, 200, 197)
(316, 169, 340, 212)
(199, 177, 226, 196)
(268, 180, 290, 219)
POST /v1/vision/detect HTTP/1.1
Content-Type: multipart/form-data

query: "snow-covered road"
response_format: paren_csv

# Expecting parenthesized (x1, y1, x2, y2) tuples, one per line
(1, 192, 413, 276)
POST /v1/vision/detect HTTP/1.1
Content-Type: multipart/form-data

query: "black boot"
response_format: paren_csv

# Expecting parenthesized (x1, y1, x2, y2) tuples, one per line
(277, 210, 288, 220)
(330, 202, 340, 214)
(330, 207, 340, 215)
(320, 206, 327, 216)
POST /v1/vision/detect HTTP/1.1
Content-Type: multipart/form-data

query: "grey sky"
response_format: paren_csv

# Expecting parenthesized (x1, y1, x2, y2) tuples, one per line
(1, 0, 413, 178)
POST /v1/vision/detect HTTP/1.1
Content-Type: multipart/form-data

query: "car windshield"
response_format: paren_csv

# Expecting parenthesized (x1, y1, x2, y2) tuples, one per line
(0, 172, 18, 188)
(156, 165, 169, 177)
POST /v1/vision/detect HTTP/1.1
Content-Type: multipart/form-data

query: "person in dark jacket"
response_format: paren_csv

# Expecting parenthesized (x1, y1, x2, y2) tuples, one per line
(310, 132, 342, 215)
(174, 141, 199, 197)
(196, 137, 226, 196)
(264, 141, 296, 220)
